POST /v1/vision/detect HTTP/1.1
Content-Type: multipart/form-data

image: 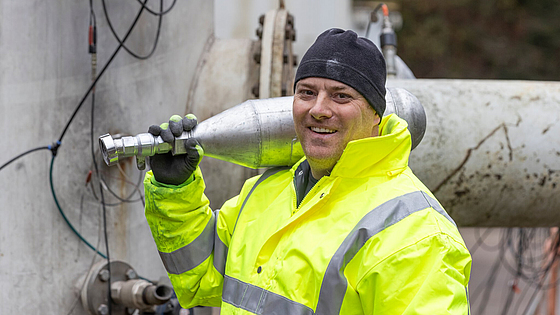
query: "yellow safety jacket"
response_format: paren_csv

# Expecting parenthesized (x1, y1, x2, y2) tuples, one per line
(144, 114, 472, 314)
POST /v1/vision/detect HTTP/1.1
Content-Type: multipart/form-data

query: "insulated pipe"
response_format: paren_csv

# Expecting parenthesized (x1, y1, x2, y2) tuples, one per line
(99, 87, 426, 170)
(388, 79, 560, 227)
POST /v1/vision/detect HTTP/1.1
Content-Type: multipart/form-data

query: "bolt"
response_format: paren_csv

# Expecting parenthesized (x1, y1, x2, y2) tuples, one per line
(287, 14, 294, 26)
(256, 27, 263, 39)
(285, 28, 296, 41)
(126, 268, 137, 280)
(258, 14, 265, 25)
(252, 85, 260, 98)
(253, 53, 261, 64)
(98, 304, 109, 315)
(98, 269, 110, 282)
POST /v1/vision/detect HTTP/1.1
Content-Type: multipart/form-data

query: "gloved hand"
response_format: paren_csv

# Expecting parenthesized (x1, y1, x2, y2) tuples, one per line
(148, 114, 203, 185)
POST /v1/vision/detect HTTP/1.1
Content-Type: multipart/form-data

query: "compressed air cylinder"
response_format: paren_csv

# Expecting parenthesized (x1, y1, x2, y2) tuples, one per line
(99, 87, 426, 169)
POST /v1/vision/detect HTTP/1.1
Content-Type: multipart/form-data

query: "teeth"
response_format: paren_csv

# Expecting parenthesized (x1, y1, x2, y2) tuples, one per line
(311, 127, 335, 133)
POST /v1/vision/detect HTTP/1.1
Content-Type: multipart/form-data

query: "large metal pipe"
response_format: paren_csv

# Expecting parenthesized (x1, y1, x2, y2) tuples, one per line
(99, 87, 426, 170)
(389, 79, 560, 227)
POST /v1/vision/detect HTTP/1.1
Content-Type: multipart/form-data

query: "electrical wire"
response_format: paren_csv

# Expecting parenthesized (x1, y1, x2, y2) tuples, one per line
(1, 0, 163, 173)
(88, 173, 144, 207)
(64, 195, 103, 315)
(116, 162, 145, 207)
(49, 155, 107, 259)
(57, 0, 149, 145)
(89, 0, 97, 26)
(470, 228, 496, 255)
(471, 228, 560, 314)
(365, 3, 385, 38)
(136, 0, 177, 16)
(49, 0, 154, 276)
(0, 2, 169, 314)
(100, 176, 144, 204)
(500, 230, 525, 315)
(0, 145, 51, 172)
(473, 231, 507, 313)
(101, 0, 163, 60)
(89, 77, 113, 315)
(58, 1, 165, 312)
(86, 162, 145, 207)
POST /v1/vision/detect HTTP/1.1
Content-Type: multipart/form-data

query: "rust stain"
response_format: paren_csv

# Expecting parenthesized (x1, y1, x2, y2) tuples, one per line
(454, 189, 470, 197)
(433, 117, 520, 193)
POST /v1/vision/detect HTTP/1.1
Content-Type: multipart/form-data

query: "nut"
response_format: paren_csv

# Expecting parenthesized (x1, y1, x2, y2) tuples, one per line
(97, 304, 109, 315)
(125, 268, 137, 280)
(98, 269, 110, 282)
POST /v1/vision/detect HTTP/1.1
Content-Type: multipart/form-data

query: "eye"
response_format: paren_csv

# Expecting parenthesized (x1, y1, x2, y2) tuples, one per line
(296, 88, 316, 98)
(333, 93, 352, 102)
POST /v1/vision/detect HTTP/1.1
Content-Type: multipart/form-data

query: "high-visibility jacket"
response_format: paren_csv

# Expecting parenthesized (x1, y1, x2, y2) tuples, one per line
(144, 114, 472, 314)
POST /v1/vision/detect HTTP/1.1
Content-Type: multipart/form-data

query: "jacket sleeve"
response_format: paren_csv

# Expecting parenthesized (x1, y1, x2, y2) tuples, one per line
(144, 167, 254, 308)
(357, 232, 472, 315)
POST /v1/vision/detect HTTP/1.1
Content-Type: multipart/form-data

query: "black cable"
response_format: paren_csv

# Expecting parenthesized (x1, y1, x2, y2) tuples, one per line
(100, 177, 144, 204)
(49, 155, 107, 259)
(470, 228, 496, 255)
(473, 230, 508, 314)
(57, 0, 149, 144)
(136, 0, 177, 16)
(89, 83, 113, 315)
(365, 3, 385, 38)
(89, 0, 97, 29)
(500, 230, 525, 315)
(2, 0, 166, 173)
(500, 229, 560, 287)
(89, 179, 144, 206)
(101, 0, 163, 60)
(0, 146, 51, 172)
(473, 227, 503, 253)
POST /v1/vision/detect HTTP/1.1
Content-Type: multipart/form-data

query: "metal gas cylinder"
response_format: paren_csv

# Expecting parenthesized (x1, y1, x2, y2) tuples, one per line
(99, 87, 426, 169)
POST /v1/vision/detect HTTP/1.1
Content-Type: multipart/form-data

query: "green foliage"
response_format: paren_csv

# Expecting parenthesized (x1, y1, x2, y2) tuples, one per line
(395, 0, 560, 80)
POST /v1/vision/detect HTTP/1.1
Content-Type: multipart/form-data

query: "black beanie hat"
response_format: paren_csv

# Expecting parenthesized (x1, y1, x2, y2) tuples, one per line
(294, 28, 387, 117)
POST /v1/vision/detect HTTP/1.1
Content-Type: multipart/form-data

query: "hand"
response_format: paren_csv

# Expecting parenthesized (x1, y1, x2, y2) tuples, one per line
(148, 114, 203, 185)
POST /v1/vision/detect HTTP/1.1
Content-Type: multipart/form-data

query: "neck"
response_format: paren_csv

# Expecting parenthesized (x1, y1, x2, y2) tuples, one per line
(309, 165, 331, 179)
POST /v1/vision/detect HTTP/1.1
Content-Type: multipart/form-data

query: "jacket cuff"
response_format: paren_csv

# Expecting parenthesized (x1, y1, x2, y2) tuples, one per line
(149, 171, 196, 188)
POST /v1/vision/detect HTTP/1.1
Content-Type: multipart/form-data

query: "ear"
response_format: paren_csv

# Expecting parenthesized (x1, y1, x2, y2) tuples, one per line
(371, 113, 381, 137)
(373, 112, 381, 125)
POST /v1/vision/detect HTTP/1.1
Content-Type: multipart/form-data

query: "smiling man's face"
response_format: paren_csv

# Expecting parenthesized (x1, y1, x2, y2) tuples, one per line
(293, 77, 380, 178)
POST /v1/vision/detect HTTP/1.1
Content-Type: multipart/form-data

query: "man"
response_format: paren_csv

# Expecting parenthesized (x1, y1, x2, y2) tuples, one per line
(144, 28, 472, 314)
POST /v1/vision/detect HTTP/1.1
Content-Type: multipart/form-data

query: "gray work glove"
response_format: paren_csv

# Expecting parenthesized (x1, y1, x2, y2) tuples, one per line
(148, 114, 203, 185)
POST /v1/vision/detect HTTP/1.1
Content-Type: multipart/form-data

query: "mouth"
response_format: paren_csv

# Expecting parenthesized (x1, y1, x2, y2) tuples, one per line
(310, 127, 337, 134)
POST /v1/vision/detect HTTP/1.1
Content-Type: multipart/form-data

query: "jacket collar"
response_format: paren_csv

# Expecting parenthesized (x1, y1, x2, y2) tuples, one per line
(292, 114, 412, 179)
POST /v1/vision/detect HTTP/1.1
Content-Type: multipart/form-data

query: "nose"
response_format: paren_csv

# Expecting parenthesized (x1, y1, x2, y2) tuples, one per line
(309, 92, 332, 120)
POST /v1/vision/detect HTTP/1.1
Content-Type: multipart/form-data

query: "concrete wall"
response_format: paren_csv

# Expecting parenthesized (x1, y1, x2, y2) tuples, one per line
(0, 1, 213, 313)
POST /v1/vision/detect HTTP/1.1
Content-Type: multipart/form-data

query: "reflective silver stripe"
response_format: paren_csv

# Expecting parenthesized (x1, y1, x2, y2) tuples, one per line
(222, 275, 314, 315)
(466, 287, 470, 315)
(315, 190, 455, 314)
(159, 212, 216, 275)
(213, 209, 228, 276)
